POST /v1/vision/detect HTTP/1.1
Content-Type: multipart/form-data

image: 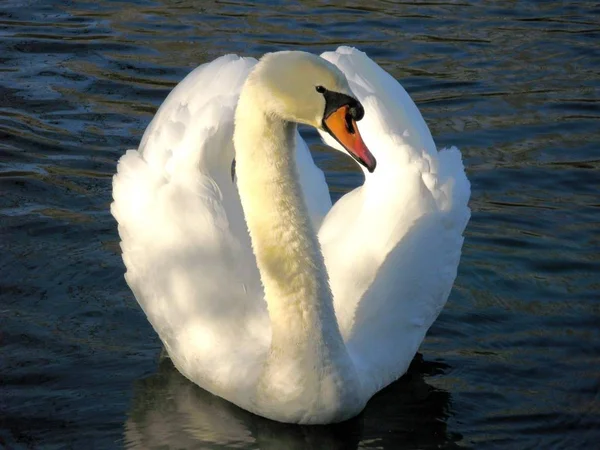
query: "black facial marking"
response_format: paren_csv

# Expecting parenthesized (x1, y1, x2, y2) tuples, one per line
(319, 87, 364, 122)
(345, 112, 354, 134)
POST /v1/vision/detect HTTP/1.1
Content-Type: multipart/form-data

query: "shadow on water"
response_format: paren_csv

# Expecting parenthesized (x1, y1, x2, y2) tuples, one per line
(124, 355, 460, 450)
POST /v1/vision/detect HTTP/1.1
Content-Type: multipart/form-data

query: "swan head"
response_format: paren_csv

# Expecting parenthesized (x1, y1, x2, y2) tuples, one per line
(246, 51, 376, 172)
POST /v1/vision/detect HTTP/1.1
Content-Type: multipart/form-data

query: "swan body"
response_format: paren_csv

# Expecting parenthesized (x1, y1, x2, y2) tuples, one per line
(112, 47, 470, 424)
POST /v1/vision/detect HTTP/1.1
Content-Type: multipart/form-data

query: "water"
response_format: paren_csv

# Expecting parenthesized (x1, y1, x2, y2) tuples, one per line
(1, 0, 599, 448)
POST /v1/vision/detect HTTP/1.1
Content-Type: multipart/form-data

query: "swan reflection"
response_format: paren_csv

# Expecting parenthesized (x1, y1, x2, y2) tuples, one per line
(124, 355, 459, 449)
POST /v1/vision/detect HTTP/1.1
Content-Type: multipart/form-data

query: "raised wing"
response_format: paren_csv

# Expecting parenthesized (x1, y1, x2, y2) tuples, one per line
(112, 55, 272, 397)
(112, 53, 333, 402)
(318, 47, 471, 396)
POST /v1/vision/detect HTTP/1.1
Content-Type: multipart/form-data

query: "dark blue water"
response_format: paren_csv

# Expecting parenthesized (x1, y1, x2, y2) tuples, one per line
(1, 1, 599, 448)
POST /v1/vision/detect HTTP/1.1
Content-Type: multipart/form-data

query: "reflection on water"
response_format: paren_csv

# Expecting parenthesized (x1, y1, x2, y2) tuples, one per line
(124, 355, 457, 450)
(125, 358, 360, 450)
(1, 0, 599, 448)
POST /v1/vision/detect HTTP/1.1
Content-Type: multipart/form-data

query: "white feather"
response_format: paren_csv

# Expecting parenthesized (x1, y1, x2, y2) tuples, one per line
(112, 48, 470, 424)
(319, 47, 470, 395)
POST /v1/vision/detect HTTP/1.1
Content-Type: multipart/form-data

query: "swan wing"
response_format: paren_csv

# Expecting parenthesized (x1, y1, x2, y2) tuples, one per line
(319, 47, 471, 395)
(111, 55, 271, 399)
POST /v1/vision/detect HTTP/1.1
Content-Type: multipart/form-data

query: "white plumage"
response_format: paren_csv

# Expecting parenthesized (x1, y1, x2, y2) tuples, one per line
(111, 47, 470, 424)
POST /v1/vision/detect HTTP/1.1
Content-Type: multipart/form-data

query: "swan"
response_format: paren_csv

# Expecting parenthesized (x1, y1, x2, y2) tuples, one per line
(111, 47, 470, 424)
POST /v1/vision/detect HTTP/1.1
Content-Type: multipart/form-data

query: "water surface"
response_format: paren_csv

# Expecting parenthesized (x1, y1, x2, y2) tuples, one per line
(1, 0, 599, 448)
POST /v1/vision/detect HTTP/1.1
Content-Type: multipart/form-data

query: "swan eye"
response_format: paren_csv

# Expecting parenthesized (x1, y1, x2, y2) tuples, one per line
(315, 85, 326, 94)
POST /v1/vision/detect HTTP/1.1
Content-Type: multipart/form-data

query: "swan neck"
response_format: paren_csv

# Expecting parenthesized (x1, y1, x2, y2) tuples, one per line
(232, 80, 363, 422)
(234, 105, 338, 346)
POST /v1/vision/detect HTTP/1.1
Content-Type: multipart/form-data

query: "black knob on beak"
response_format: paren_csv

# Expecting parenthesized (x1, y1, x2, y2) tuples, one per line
(322, 89, 365, 122)
(349, 101, 364, 121)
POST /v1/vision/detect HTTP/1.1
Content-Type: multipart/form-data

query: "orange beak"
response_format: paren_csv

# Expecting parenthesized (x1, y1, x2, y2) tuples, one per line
(323, 105, 376, 173)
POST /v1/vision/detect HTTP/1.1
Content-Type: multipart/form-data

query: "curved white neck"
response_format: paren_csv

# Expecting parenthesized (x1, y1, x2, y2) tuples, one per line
(234, 91, 342, 354)
(233, 86, 362, 421)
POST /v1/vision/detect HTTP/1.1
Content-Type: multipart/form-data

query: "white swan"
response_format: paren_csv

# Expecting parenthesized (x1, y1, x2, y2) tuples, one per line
(111, 47, 470, 424)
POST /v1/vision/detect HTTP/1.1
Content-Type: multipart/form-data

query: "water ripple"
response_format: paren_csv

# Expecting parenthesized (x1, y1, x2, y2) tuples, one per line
(1, 0, 599, 448)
